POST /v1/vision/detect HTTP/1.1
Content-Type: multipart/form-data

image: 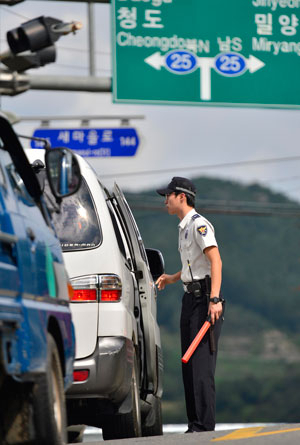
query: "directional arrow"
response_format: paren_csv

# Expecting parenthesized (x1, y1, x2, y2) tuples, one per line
(144, 51, 265, 102)
(246, 54, 265, 73)
(144, 51, 164, 70)
(198, 57, 214, 101)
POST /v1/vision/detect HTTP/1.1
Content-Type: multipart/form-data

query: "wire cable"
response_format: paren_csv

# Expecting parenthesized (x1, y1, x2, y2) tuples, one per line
(100, 155, 300, 179)
(127, 202, 300, 217)
(0, 6, 31, 21)
(129, 195, 300, 209)
(262, 175, 300, 184)
(57, 45, 111, 56)
(49, 63, 111, 72)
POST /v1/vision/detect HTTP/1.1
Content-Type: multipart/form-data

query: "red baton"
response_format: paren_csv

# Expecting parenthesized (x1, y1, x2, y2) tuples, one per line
(182, 317, 211, 364)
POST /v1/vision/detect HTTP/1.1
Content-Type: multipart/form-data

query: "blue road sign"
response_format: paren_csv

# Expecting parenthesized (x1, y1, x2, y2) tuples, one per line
(165, 50, 198, 75)
(31, 128, 140, 157)
(214, 52, 247, 77)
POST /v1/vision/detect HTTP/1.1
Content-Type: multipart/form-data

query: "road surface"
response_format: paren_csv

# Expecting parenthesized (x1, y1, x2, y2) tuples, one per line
(73, 423, 300, 445)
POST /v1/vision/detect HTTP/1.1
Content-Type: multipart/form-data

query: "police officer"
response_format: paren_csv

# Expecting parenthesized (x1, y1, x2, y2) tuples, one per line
(155, 176, 223, 433)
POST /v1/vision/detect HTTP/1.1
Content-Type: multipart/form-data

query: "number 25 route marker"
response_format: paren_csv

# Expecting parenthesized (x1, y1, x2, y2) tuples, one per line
(145, 50, 265, 101)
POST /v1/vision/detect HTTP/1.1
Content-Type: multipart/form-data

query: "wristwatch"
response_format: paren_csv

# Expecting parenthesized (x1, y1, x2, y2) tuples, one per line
(209, 297, 221, 304)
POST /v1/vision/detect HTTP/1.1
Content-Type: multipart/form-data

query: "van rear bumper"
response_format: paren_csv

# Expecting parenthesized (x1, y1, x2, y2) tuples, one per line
(66, 336, 133, 405)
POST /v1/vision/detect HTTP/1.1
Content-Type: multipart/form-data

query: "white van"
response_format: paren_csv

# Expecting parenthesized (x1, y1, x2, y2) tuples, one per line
(26, 150, 164, 440)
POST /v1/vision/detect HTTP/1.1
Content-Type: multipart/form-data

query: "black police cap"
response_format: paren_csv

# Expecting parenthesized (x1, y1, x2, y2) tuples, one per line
(156, 177, 196, 197)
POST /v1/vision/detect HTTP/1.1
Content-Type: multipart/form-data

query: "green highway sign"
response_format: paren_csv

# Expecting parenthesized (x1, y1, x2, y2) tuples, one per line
(112, 0, 300, 108)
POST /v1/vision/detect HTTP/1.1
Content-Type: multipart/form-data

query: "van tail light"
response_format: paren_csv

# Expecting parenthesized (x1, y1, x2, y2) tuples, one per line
(73, 289, 97, 302)
(73, 370, 89, 382)
(70, 275, 98, 302)
(101, 289, 121, 302)
(100, 275, 122, 302)
(70, 274, 122, 303)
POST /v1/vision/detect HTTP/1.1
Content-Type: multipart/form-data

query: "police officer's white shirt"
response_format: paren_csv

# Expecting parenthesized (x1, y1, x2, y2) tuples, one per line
(178, 208, 218, 284)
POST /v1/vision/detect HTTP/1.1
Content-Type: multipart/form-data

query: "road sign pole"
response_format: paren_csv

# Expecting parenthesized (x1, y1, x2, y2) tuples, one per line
(87, 1, 96, 76)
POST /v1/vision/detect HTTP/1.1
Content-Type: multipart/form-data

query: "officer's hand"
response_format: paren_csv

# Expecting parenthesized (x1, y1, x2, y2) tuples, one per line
(155, 274, 172, 290)
(208, 302, 223, 325)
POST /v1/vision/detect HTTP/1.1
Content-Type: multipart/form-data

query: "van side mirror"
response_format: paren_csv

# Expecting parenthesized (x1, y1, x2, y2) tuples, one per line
(45, 147, 81, 199)
(146, 248, 165, 281)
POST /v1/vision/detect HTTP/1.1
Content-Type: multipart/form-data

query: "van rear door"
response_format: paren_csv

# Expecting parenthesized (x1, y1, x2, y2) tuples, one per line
(112, 183, 160, 393)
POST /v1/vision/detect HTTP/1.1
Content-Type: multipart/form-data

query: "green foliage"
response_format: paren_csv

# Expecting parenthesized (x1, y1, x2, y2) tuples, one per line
(126, 177, 300, 424)
(216, 364, 300, 423)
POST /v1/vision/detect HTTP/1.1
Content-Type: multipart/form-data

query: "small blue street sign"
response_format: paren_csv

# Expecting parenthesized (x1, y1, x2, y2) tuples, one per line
(31, 128, 140, 157)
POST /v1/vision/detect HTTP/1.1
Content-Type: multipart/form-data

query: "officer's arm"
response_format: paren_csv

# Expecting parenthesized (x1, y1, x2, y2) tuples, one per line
(204, 246, 223, 323)
(156, 271, 181, 290)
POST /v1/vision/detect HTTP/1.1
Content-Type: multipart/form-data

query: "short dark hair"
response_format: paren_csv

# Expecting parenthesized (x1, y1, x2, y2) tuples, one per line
(186, 194, 195, 208)
(174, 191, 195, 208)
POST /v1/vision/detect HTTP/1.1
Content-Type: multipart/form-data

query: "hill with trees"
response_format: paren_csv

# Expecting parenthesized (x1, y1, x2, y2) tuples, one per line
(126, 176, 300, 424)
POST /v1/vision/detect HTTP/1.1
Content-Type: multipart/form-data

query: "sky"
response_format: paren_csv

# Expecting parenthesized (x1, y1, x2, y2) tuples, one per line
(1, 1, 300, 202)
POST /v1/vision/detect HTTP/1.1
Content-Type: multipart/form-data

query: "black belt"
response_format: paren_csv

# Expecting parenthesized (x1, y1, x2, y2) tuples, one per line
(183, 276, 211, 297)
(184, 278, 210, 296)
(183, 278, 207, 288)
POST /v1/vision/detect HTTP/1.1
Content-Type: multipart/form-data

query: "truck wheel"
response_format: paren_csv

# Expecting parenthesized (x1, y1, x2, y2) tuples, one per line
(142, 396, 163, 436)
(102, 350, 141, 440)
(32, 333, 67, 445)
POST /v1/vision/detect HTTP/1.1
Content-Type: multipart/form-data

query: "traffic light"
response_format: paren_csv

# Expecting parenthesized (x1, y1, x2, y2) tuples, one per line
(1, 46, 56, 73)
(7, 16, 65, 54)
(0, 16, 82, 95)
(1, 17, 81, 74)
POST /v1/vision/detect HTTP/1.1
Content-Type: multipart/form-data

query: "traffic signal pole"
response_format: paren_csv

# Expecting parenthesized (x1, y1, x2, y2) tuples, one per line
(28, 74, 111, 92)
(0, 72, 111, 95)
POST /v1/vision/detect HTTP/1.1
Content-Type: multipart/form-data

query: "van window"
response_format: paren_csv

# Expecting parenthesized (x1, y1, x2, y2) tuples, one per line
(51, 177, 102, 251)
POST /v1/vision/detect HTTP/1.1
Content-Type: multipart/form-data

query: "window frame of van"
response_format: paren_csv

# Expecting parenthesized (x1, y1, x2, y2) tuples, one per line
(111, 191, 149, 268)
(106, 199, 135, 271)
(106, 196, 139, 271)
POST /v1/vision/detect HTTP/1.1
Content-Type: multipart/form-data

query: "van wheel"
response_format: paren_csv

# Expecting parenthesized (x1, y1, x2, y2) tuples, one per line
(102, 350, 141, 440)
(32, 333, 67, 445)
(142, 396, 163, 436)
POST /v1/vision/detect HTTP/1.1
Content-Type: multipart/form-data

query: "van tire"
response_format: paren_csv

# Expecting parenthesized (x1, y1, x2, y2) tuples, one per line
(142, 396, 163, 436)
(102, 350, 141, 440)
(32, 333, 67, 445)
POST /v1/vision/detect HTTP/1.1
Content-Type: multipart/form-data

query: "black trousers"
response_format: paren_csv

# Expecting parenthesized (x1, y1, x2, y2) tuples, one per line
(180, 292, 223, 431)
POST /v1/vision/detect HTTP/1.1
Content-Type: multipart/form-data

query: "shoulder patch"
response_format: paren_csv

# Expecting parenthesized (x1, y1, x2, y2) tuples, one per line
(197, 225, 207, 236)
(192, 214, 201, 220)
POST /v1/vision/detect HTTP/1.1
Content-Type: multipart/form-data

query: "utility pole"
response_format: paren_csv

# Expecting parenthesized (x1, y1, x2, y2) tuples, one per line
(88, 1, 96, 76)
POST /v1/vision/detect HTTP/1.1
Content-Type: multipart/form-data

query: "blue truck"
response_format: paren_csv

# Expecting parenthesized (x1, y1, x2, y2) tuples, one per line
(0, 113, 81, 445)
